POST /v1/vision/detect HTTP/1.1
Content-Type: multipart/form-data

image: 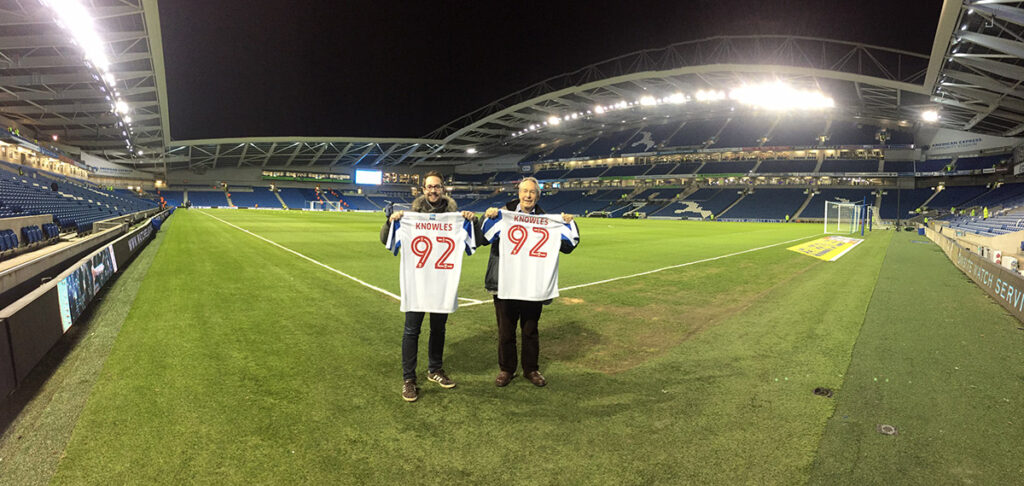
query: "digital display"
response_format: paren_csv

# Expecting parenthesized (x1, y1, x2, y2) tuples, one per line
(355, 169, 382, 185)
(56, 245, 118, 332)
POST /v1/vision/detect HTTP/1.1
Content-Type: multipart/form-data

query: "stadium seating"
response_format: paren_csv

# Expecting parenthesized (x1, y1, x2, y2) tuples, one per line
(969, 183, 1024, 208)
(229, 187, 283, 208)
(723, 189, 808, 220)
(877, 188, 933, 219)
(563, 166, 608, 178)
(916, 159, 952, 172)
(664, 119, 725, 147)
(0, 229, 17, 251)
(754, 159, 817, 173)
(532, 168, 569, 180)
(622, 123, 678, 153)
(818, 159, 880, 173)
(925, 186, 989, 209)
(882, 160, 915, 173)
(714, 117, 773, 148)
(670, 161, 704, 174)
(697, 161, 756, 174)
(768, 118, 825, 146)
(827, 120, 880, 145)
(955, 155, 1005, 171)
(644, 163, 678, 175)
(0, 173, 156, 233)
(452, 172, 493, 184)
(601, 165, 649, 177)
(187, 191, 229, 207)
(493, 171, 521, 183)
(579, 130, 639, 158)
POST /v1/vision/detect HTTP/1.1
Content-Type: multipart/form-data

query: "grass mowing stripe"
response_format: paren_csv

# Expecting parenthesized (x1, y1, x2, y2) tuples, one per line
(0, 218, 171, 486)
(557, 232, 825, 291)
(808, 231, 1024, 485)
(198, 209, 401, 301)
(50, 211, 891, 484)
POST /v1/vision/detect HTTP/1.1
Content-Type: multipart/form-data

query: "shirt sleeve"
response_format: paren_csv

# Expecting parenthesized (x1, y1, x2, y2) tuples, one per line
(481, 210, 504, 243)
(385, 220, 401, 255)
(462, 218, 477, 255)
(559, 219, 579, 253)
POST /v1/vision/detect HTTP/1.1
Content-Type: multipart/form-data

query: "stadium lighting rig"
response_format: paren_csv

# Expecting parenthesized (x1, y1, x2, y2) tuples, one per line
(509, 81, 834, 139)
(40, 0, 137, 156)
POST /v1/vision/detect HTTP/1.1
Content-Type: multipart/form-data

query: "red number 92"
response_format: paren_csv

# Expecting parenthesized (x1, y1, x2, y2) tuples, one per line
(410, 236, 456, 269)
(507, 225, 549, 258)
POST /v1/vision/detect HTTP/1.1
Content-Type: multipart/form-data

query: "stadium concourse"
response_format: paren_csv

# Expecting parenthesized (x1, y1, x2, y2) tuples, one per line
(2, 0, 1024, 484)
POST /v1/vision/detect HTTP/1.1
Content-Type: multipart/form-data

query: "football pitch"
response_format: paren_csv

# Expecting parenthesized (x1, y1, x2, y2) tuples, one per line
(3, 209, 1023, 484)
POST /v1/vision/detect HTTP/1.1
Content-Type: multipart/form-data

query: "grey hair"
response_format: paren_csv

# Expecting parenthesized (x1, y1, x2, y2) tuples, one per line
(519, 177, 540, 192)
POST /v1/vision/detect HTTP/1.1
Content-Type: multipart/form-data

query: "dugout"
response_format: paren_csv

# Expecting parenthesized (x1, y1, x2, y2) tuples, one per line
(0, 209, 171, 407)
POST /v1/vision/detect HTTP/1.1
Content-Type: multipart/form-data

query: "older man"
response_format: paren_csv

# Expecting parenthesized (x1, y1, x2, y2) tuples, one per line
(382, 171, 475, 402)
(481, 177, 577, 387)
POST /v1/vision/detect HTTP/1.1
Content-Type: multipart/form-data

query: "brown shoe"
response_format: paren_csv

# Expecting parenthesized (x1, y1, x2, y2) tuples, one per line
(495, 371, 514, 387)
(402, 379, 418, 402)
(524, 371, 547, 387)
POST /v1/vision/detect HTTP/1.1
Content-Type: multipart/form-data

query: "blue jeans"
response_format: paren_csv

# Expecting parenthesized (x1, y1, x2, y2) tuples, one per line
(402, 312, 448, 381)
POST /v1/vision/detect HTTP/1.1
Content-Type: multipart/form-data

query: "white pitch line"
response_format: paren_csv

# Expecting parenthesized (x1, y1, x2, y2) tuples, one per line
(458, 233, 823, 307)
(199, 210, 402, 301)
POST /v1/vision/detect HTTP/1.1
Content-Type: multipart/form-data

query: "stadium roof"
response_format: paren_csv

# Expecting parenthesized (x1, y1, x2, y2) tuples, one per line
(0, 1, 1016, 173)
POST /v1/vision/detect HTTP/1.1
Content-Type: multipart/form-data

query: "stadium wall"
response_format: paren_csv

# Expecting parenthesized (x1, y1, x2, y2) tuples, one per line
(926, 225, 1024, 323)
(0, 209, 171, 404)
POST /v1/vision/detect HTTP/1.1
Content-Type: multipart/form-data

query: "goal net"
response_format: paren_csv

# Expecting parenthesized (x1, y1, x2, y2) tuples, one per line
(308, 200, 342, 211)
(824, 201, 863, 234)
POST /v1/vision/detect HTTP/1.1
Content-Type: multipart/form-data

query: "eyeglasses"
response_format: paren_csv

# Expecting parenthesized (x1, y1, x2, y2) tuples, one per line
(424, 184, 443, 191)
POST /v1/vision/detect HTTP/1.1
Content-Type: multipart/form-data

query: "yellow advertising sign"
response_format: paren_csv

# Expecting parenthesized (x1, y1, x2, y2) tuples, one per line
(788, 236, 864, 261)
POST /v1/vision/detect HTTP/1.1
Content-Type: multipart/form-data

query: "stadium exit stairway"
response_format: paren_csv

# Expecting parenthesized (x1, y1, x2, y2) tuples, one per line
(716, 191, 746, 218)
(792, 192, 815, 220)
(274, 191, 288, 209)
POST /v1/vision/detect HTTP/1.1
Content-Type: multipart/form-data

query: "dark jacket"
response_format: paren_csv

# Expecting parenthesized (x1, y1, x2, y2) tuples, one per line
(478, 199, 578, 295)
(379, 194, 459, 244)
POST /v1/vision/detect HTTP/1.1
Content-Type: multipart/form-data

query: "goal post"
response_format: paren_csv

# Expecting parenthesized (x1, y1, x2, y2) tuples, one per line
(824, 201, 863, 234)
(308, 200, 342, 211)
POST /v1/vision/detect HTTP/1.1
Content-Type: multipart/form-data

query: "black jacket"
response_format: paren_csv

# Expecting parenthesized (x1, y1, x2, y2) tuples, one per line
(478, 199, 578, 295)
(378, 194, 460, 244)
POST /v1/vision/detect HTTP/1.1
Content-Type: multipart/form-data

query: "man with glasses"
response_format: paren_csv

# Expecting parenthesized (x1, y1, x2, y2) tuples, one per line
(380, 171, 476, 402)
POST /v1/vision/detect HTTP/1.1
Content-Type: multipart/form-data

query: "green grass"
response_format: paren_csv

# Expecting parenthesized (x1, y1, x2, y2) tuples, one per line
(2, 209, 1018, 484)
(808, 231, 1024, 485)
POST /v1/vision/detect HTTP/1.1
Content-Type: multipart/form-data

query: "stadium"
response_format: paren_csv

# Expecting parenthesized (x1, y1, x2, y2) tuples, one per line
(0, 0, 1023, 484)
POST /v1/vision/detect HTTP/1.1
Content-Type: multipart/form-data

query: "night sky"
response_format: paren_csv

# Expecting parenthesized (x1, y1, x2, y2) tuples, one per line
(158, 0, 942, 140)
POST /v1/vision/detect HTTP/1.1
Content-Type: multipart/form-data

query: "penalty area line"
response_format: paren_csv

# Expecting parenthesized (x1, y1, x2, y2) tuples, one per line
(459, 233, 823, 307)
(199, 210, 404, 302)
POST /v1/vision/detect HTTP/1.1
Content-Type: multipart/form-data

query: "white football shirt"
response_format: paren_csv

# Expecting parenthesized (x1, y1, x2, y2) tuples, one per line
(482, 210, 580, 301)
(386, 212, 476, 313)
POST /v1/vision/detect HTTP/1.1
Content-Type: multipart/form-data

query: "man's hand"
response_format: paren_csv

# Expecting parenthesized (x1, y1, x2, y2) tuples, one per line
(485, 207, 499, 219)
(389, 210, 404, 222)
(461, 210, 476, 220)
(562, 212, 574, 223)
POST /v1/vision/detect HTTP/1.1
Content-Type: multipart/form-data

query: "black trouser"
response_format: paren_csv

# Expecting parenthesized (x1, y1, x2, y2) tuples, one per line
(402, 312, 448, 381)
(493, 297, 543, 374)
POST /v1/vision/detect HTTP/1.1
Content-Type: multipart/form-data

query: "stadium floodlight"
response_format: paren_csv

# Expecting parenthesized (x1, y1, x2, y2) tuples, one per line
(667, 92, 686, 104)
(728, 81, 834, 110)
(639, 96, 657, 106)
(922, 110, 940, 122)
(695, 90, 726, 102)
(466, 147, 477, 154)
(115, 100, 130, 114)
(45, 0, 111, 72)
(124, 116, 132, 123)
(594, 105, 605, 114)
